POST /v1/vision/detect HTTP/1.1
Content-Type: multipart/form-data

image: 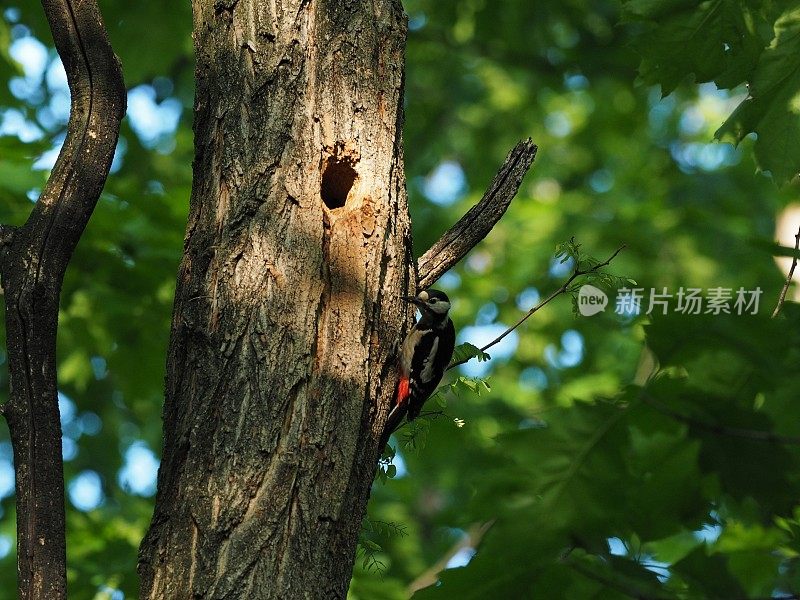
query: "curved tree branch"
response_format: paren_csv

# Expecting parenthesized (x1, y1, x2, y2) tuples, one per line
(416, 139, 537, 289)
(0, 1, 125, 597)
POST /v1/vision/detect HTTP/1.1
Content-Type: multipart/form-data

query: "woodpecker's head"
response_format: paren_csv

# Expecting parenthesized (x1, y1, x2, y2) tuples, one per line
(403, 289, 451, 322)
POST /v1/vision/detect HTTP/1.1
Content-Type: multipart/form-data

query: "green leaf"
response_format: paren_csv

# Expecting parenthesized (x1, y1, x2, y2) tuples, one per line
(671, 547, 747, 598)
(381, 444, 395, 461)
(474, 400, 630, 536)
(622, 0, 768, 94)
(449, 376, 491, 397)
(451, 342, 491, 364)
(554, 237, 583, 264)
(363, 540, 382, 552)
(644, 530, 704, 564)
(716, 7, 800, 183)
(564, 552, 668, 600)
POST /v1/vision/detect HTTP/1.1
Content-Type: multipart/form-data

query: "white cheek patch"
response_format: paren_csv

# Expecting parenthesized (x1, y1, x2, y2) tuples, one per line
(430, 301, 450, 314)
(418, 290, 429, 301)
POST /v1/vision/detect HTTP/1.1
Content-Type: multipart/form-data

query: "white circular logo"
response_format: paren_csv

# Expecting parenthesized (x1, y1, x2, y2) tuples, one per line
(577, 285, 608, 316)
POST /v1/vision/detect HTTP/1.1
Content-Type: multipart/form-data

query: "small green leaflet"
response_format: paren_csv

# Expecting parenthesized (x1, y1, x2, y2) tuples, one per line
(450, 376, 491, 396)
(451, 342, 491, 364)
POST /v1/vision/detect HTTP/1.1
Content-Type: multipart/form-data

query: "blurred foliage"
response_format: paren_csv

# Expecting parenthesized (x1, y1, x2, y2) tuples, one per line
(622, 0, 800, 184)
(0, 0, 797, 598)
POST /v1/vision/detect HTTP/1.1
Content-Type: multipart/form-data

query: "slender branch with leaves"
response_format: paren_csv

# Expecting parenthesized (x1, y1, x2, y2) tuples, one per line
(449, 239, 627, 370)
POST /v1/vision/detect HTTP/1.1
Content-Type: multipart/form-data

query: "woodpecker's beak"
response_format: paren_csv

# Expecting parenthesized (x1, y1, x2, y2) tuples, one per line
(402, 295, 424, 308)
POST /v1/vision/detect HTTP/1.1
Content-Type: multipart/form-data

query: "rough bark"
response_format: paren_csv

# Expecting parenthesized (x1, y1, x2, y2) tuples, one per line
(0, 1, 125, 598)
(138, 1, 411, 598)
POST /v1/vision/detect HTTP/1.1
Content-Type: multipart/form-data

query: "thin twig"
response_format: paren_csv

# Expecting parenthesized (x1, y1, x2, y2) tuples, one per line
(562, 555, 666, 600)
(772, 224, 800, 318)
(641, 392, 800, 445)
(387, 409, 450, 441)
(447, 244, 626, 370)
(416, 139, 537, 289)
(408, 521, 494, 594)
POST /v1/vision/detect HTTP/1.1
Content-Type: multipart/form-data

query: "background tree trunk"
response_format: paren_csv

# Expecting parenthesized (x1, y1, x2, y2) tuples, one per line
(0, 1, 125, 598)
(138, 1, 411, 597)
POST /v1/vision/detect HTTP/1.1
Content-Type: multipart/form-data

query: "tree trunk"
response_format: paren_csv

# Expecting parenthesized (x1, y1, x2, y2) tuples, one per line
(138, 1, 411, 597)
(0, 1, 125, 598)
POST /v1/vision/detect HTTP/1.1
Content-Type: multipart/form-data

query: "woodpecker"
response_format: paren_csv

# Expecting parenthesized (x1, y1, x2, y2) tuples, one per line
(385, 289, 456, 436)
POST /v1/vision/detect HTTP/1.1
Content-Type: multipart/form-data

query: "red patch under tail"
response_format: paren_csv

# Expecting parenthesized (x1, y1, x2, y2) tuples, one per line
(397, 375, 410, 406)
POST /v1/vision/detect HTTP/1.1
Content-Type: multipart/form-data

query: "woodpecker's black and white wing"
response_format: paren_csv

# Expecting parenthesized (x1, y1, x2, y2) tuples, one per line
(406, 318, 455, 420)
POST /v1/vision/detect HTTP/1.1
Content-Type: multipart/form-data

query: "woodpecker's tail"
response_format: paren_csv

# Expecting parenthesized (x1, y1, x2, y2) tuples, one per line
(381, 375, 411, 445)
(383, 403, 407, 441)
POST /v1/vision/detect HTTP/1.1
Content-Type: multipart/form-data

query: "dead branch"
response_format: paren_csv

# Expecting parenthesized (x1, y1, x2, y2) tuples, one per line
(641, 392, 800, 445)
(416, 139, 537, 289)
(0, 1, 125, 597)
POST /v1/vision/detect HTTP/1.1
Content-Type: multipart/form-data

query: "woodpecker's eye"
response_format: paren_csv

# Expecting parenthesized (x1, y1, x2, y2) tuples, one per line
(429, 298, 438, 304)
